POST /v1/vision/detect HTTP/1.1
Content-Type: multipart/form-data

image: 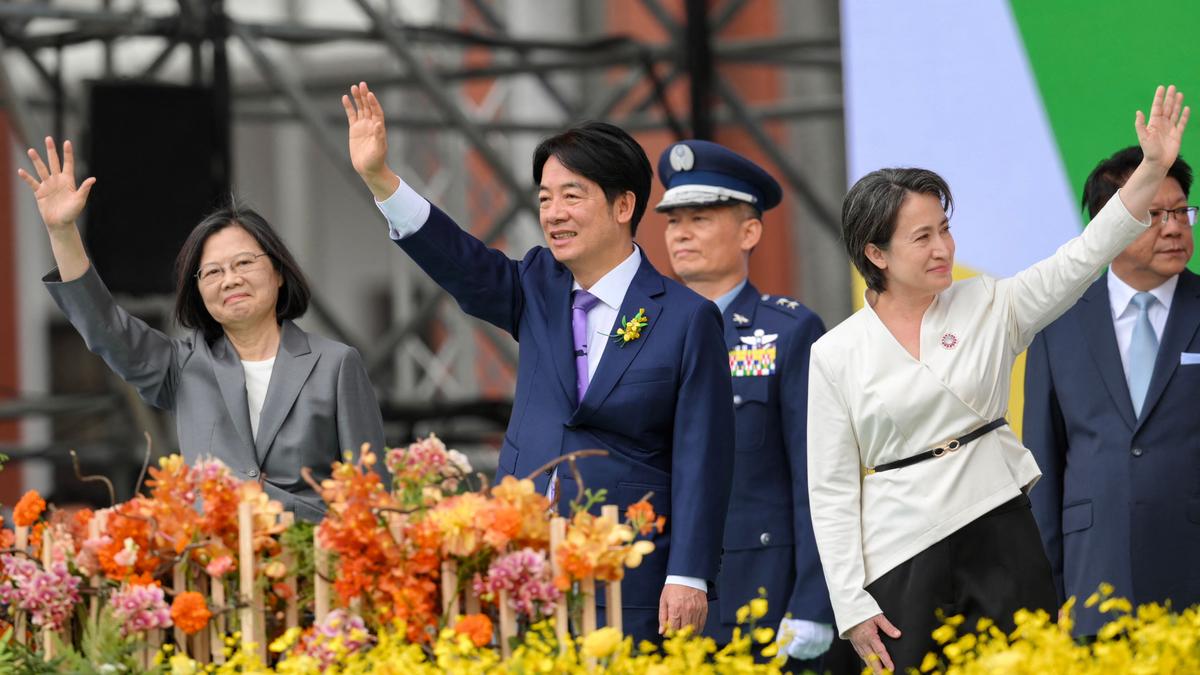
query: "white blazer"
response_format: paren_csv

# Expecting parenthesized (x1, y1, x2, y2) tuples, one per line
(807, 194, 1147, 635)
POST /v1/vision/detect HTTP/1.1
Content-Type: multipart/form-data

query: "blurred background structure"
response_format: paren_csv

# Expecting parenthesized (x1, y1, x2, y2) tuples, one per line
(0, 0, 847, 506)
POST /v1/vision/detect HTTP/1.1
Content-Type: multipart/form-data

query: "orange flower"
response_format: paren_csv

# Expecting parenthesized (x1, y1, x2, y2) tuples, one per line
(13, 490, 46, 527)
(454, 613, 494, 647)
(625, 500, 665, 536)
(170, 591, 212, 635)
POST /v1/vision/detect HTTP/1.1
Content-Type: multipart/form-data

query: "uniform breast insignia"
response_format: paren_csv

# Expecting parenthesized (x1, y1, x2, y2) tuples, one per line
(729, 329, 778, 377)
(732, 313, 750, 325)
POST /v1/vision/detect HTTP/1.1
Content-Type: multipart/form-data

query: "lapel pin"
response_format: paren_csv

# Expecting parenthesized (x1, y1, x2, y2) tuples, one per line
(733, 313, 750, 325)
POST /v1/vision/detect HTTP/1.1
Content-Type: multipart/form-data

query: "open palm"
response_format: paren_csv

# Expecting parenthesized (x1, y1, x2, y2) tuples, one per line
(344, 81, 389, 177)
(18, 137, 95, 232)
(1136, 85, 1190, 169)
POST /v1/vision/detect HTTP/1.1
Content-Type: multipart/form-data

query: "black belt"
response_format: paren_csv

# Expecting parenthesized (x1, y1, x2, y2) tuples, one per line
(868, 418, 1008, 474)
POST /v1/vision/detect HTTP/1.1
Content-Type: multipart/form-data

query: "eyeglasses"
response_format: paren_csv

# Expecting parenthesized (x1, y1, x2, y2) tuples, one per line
(1148, 206, 1199, 226)
(195, 252, 270, 286)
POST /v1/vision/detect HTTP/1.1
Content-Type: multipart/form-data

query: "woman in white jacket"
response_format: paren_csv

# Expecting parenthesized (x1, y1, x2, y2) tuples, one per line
(808, 85, 1188, 674)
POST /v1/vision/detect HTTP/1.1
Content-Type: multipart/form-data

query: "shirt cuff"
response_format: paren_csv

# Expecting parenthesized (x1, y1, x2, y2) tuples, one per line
(664, 575, 707, 593)
(374, 179, 432, 241)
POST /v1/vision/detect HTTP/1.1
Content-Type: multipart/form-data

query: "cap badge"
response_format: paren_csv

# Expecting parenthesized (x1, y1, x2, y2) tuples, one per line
(669, 144, 695, 172)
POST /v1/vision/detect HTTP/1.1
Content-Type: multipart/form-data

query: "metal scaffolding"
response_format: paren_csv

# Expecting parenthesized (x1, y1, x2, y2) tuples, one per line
(1, 0, 844, 465)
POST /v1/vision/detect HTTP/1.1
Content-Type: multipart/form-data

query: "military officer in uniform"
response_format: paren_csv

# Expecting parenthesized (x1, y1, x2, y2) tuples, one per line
(658, 140, 834, 666)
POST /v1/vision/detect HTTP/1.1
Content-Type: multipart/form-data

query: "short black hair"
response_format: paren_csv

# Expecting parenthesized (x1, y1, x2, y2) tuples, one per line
(173, 205, 311, 342)
(841, 168, 954, 294)
(532, 121, 652, 236)
(1082, 146, 1192, 218)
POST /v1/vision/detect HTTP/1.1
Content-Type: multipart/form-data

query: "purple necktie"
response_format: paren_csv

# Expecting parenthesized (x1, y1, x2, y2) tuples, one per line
(572, 290, 600, 403)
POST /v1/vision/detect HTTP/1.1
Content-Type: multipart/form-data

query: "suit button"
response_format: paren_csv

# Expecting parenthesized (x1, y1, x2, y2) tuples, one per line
(733, 394, 744, 406)
(760, 532, 771, 545)
(247, 468, 259, 477)
(1131, 447, 1144, 457)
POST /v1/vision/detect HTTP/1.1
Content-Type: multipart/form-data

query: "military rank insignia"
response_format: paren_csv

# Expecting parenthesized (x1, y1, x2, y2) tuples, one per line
(729, 329, 778, 377)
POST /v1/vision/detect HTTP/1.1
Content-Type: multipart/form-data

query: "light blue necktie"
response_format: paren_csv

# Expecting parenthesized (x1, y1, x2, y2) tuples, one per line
(1127, 291, 1159, 417)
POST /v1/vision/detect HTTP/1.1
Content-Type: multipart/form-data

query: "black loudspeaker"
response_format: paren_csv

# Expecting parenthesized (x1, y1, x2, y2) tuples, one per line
(85, 82, 229, 296)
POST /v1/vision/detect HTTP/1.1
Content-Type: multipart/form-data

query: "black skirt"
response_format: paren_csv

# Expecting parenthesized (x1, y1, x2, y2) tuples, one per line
(823, 493, 1057, 674)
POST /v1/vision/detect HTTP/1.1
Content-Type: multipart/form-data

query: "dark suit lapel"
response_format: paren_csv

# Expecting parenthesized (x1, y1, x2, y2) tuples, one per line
(210, 336, 256, 452)
(571, 257, 665, 423)
(542, 265, 579, 405)
(724, 281, 760, 347)
(1137, 270, 1200, 429)
(1078, 276, 1137, 430)
(255, 321, 319, 464)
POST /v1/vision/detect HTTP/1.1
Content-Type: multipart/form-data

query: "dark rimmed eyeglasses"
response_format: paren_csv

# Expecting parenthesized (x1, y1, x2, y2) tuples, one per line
(1148, 206, 1199, 226)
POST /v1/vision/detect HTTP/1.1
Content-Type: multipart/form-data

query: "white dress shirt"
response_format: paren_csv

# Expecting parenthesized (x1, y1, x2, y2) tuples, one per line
(376, 180, 706, 594)
(807, 193, 1148, 636)
(1108, 271, 1177, 377)
(242, 356, 276, 440)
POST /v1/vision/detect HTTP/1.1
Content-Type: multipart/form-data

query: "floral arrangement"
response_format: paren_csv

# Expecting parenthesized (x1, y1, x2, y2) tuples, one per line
(0, 434, 671, 673)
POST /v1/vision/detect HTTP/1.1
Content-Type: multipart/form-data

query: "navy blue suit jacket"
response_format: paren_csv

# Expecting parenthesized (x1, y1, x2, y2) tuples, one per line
(705, 283, 833, 643)
(1025, 270, 1200, 635)
(396, 206, 736, 626)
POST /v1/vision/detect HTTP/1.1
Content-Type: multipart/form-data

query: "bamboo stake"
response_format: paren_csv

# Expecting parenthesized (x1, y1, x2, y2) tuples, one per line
(314, 533, 331, 624)
(173, 560, 188, 657)
(497, 588, 516, 658)
(41, 529, 55, 659)
(195, 572, 211, 664)
(440, 560, 460, 618)
(580, 577, 597, 635)
(146, 629, 161, 670)
(601, 505, 623, 633)
(237, 501, 263, 660)
(549, 517, 568, 649)
(14, 526, 27, 645)
(87, 516, 102, 625)
(279, 512, 299, 629)
(210, 576, 226, 664)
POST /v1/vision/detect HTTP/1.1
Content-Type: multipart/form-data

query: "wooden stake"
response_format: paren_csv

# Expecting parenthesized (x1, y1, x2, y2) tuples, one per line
(237, 501, 263, 659)
(314, 533, 331, 624)
(440, 560, 460, 618)
(173, 559, 188, 657)
(601, 505, 623, 633)
(87, 516, 101, 624)
(549, 517, 569, 649)
(279, 512, 299, 629)
(210, 576, 226, 664)
(194, 572, 211, 664)
(497, 588, 516, 658)
(14, 526, 27, 645)
(41, 529, 55, 660)
(580, 577, 597, 635)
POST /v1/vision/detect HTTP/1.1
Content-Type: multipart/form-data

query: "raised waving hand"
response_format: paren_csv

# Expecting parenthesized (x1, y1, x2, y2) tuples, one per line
(1136, 84, 1189, 170)
(343, 81, 401, 200)
(18, 137, 94, 280)
(18, 137, 96, 233)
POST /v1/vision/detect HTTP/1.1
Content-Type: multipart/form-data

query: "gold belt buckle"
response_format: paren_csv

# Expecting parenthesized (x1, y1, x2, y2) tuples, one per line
(931, 438, 961, 458)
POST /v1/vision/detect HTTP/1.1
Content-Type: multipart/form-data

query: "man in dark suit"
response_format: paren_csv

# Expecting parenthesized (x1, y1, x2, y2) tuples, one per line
(658, 140, 833, 665)
(344, 83, 735, 642)
(1025, 146, 1200, 636)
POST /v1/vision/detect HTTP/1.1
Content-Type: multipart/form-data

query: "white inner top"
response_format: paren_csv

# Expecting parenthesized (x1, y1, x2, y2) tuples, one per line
(242, 356, 276, 440)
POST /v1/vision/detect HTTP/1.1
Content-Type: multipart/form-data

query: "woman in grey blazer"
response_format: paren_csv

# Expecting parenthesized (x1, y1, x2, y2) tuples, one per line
(19, 137, 386, 521)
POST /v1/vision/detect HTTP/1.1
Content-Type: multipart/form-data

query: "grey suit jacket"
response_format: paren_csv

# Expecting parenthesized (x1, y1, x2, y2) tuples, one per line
(45, 265, 386, 521)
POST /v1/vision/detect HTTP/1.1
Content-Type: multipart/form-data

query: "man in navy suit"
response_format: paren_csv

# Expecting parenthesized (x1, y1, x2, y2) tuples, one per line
(343, 83, 735, 642)
(1025, 146, 1200, 636)
(658, 140, 833, 666)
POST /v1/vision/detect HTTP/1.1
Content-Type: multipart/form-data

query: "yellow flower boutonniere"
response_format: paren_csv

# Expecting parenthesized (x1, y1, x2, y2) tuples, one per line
(609, 308, 649, 347)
